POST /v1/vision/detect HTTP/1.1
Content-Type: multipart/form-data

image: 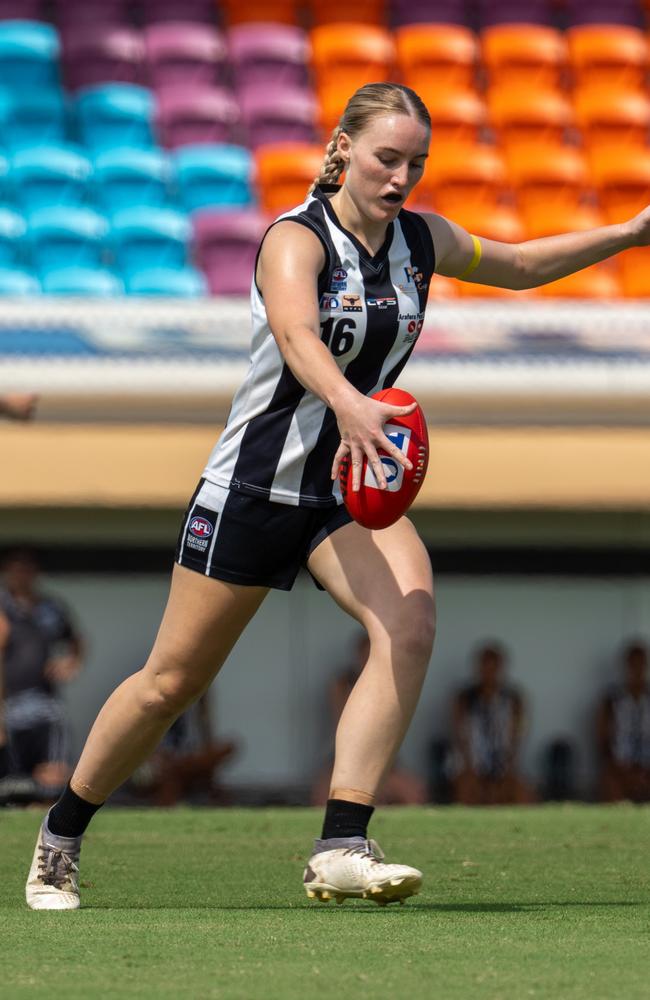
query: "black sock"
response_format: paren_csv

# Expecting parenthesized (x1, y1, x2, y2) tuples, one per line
(321, 798, 374, 840)
(0, 744, 10, 779)
(47, 782, 104, 839)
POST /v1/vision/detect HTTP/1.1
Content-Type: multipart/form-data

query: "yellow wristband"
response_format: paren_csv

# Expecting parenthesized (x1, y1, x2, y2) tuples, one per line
(457, 234, 482, 279)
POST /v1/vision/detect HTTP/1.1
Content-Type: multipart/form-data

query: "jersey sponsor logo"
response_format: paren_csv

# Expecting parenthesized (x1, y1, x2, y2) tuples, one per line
(342, 293, 363, 312)
(398, 311, 425, 322)
(367, 296, 397, 309)
(331, 266, 348, 291)
(320, 294, 339, 310)
(363, 425, 411, 492)
(403, 315, 425, 343)
(399, 264, 428, 292)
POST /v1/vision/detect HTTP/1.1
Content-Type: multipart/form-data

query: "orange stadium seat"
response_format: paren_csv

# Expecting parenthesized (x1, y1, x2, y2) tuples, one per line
(310, 23, 395, 96)
(220, 0, 300, 26)
(588, 147, 650, 224)
(506, 145, 590, 216)
(618, 248, 650, 297)
(574, 88, 650, 155)
(417, 143, 508, 215)
(481, 24, 568, 92)
(395, 24, 479, 93)
(427, 273, 458, 300)
(307, 0, 387, 26)
(255, 143, 324, 214)
(418, 87, 487, 146)
(567, 25, 649, 93)
(523, 203, 604, 240)
(488, 87, 574, 155)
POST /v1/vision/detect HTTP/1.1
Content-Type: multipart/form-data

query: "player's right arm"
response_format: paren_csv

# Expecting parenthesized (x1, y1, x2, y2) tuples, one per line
(257, 221, 415, 492)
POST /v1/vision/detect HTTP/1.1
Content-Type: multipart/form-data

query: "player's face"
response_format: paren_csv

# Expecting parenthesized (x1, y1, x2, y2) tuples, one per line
(341, 114, 430, 221)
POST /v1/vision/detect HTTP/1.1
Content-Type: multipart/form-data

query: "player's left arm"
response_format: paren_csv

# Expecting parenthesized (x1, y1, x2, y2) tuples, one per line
(420, 206, 650, 290)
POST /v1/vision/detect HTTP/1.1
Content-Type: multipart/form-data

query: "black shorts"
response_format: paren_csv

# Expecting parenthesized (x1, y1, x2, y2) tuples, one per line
(175, 478, 353, 591)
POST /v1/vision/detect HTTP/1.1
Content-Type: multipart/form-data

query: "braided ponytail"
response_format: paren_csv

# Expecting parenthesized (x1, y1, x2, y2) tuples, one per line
(308, 125, 345, 194)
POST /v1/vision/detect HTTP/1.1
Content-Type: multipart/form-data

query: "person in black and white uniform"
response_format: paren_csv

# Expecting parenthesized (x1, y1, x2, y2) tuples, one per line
(26, 82, 650, 910)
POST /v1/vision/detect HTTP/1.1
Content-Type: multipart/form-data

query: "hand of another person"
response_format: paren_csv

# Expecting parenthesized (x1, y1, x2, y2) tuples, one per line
(0, 393, 39, 420)
(44, 654, 82, 684)
(330, 391, 416, 492)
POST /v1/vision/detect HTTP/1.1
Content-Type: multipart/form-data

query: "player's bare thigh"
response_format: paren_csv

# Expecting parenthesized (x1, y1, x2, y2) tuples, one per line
(306, 516, 435, 639)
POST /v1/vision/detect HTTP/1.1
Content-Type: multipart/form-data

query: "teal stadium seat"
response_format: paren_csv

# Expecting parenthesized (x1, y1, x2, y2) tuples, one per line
(27, 204, 108, 274)
(40, 265, 123, 296)
(93, 147, 172, 216)
(0, 88, 67, 151)
(10, 144, 92, 212)
(124, 266, 207, 297)
(0, 20, 59, 90)
(110, 205, 190, 276)
(0, 265, 40, 295)
(173, 144, 253, 213)
(0, 205, 25, 265)
(74, 84, 155, 154)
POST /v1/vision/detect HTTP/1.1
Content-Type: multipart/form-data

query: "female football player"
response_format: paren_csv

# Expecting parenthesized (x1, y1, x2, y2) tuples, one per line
(26, 81, 650, 909)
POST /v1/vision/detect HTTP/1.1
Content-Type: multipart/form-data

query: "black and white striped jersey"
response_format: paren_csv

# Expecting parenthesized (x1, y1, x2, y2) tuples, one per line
(203, 183, 436, 508)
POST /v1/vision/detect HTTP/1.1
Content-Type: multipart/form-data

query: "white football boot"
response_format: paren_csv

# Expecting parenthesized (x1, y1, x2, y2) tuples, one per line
(26, 820, 81, 910)
(304, 837, 423, 906)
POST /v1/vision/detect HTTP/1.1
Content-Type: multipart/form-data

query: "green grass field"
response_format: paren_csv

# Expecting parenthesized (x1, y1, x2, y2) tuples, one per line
(1, 805, 649, 999)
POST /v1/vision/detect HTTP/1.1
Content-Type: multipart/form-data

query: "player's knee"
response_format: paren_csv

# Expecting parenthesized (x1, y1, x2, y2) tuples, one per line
(386, 604, 436, 668)
(144, 667, 205, 718)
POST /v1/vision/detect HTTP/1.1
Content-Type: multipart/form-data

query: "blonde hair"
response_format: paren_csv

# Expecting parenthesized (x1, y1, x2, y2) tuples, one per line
(309, 83, 431, 194)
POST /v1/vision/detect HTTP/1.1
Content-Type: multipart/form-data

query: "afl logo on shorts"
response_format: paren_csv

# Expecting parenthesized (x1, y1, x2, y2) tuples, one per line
(189, 516, 213, 539)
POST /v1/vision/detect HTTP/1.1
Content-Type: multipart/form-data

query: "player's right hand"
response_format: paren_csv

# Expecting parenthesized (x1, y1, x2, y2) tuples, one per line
(331, 391, 416, 492)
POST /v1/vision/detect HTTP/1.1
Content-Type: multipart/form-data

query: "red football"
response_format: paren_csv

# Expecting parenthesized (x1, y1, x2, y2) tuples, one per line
(338, 387, 429, 530)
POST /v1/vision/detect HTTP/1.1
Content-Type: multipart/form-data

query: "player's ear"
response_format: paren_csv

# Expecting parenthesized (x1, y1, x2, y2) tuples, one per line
(337, 131, 352, 161)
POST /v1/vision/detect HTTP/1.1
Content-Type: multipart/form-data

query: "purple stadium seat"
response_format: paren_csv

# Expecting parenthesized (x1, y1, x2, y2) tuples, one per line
(228, 23, 309, 89)
(0, 1, 45, 19)
(193, 208, 268, 294)
(390, 0, 470, 27)
(53, 0, 131, 28)
(239, 84, 318, 149)
(476, 0, 554, 27)
(139, 0, 216, 25)
(62, 26, 145, 91)
(156, 85, 239, 148)
(564, 1, 645, 28)
(144, 23, 227, 89)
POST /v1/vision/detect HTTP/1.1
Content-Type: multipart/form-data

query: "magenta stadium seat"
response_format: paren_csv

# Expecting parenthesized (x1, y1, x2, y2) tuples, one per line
(239, 85, 317, 149)
(390, 0, 470, 26)
(62, 26, 145, 91)
(144, 23, 228, 89)
(564, 0, 644, 27)
(139, 0, 216, 25)
(476, 0, 554, 26)
(156, 85, 239, 148)
(228, 24, 309, 90)
(53, 0, 131, 28)
(0, 1, 45, 19)
(193, 209, 268, 294)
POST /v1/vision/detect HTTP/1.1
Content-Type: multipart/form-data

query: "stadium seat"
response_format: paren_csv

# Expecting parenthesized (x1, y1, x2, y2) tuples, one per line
(26, 205, 108, 273)
(395, 24, 478, 93)
(618, 247, 650, 297)
(444, 203, 525, 242)
(0, 264, 40, 294)
(93, 147, 173, 216)
(10, 144, 92, 213)
(110, 205, 190, 275)
(124, 265, 207, 296)
(156, 85, 239, 149)
(573, 87, 650, 155)
(416, 143, 508, 215)
(0, 206, 26, 265)
(523, 203, 605, 241)
(488, 87, 573, 155)
(227, 24, 309, 90)
(74, 85, 155, 153)
(391, 0, 469, 27)
(306, 0, 387, 25)
(139, 0, 216, 24)
(40, 265, 123, 296)
(567, 25, 649, 93)
(0, 2, 45, 20)
(144, 23, 227, 90)
(588, 148, 650, 224)
(173, 144, 253, 213)
(255, 142, 323, 214)
(193, 208, 268, 294)
(310, 24, 395, 96)
(506, 145, 590, 217)
(0, 20, 59, 91)
(481, 24, 567, 92)
(61, 26, 145, 92)
(564, 0, 645, 28)
(239, 85, 318, 149)
(0, 88, 67, 151)
(537, 265, 621, 299)
(476, 0, 555, 27)
(220, 0, 300, 26)
(53, 0, 131, 28)
(427, 273, 458, 300)
(418, 88, 487, 146)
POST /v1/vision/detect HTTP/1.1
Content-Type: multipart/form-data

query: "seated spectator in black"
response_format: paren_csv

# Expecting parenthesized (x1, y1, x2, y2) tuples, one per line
(0, 549, 83, 792)
(129, 691, 237, 807)
(311, 630, 428, 806)
(452, 642, 535, 805)
(597, 640, 650, 803)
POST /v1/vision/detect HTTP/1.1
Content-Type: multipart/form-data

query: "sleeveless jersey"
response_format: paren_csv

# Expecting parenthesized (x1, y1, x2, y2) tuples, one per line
(203, 183, 436, 508)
